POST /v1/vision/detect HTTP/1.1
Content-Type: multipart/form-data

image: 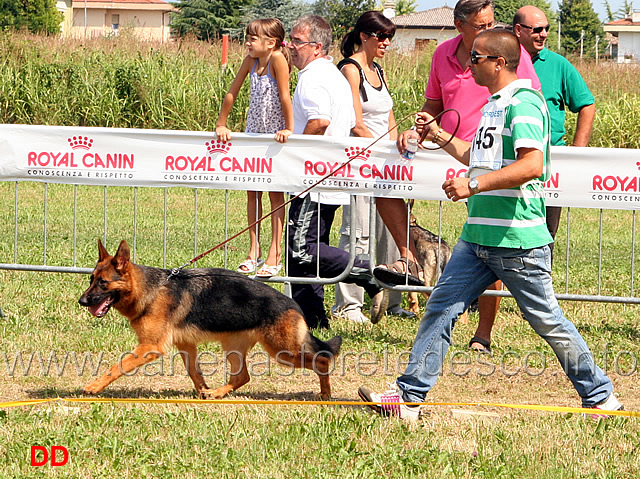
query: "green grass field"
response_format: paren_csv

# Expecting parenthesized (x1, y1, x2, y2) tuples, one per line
(0, 33, 639, 478)
(0, 184, 639, 478)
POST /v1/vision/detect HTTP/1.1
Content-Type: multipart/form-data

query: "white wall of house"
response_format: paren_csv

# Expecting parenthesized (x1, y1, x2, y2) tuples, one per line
(67, 3, 173, 42)
(616, 31, 640, 62)
(392, 28, 456, 51)
(604, 10, 640, 63)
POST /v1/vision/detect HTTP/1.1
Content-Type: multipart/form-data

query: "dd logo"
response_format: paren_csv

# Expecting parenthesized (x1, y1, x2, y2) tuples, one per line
(30, 446, 69, 466)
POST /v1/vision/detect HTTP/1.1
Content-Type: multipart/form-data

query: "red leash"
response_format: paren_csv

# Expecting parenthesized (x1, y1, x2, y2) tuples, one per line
(167, 109, 458, 279)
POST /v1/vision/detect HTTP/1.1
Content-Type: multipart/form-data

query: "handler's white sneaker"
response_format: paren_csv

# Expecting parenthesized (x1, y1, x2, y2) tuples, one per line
(587, 394, 624, 418)
(591, 394, 623, 412)
(358, 386, 422, 422)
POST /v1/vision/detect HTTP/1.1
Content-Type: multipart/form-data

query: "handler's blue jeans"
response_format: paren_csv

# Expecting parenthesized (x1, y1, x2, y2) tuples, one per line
(397, 240, 613, 407)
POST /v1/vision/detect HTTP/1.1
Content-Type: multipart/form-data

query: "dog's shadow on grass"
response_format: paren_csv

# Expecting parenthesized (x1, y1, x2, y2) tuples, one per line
(26, 387, 196, 400)
(26, 387, 360, 406)
(318, 324, 411, 348)
(579, 322, 640, 341)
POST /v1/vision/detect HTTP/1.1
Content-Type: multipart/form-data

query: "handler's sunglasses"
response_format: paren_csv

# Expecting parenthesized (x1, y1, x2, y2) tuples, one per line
(365, 31, 394, 41)
(519, 23, 551, 34)
(470, 51, 504, 64)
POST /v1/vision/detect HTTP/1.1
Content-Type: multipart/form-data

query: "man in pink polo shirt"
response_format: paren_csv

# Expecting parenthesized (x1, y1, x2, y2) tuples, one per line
(422, 0, 540, 140)
(396, 0, 540, 354)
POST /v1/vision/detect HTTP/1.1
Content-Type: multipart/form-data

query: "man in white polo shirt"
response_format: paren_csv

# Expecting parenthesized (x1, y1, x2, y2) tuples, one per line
(287, 15, 388, 329)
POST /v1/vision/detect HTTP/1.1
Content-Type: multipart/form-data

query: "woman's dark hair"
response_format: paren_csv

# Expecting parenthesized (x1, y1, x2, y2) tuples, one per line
(340, 11, 396, 58)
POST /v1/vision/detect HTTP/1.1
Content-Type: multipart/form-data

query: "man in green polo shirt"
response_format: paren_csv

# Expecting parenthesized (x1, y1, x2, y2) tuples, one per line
(513, 5, 595, 244)
(467, 5, 597, 363)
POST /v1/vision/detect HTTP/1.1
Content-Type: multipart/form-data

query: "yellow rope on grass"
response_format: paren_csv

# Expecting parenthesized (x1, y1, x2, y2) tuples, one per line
(0, 397, 637, 417)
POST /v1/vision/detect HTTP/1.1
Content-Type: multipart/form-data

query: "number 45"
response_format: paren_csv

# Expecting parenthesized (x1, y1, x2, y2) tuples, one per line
(475, 126, 496, 149)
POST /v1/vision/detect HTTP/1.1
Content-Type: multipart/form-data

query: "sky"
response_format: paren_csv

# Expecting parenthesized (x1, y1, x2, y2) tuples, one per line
(413, 0, 628, 21)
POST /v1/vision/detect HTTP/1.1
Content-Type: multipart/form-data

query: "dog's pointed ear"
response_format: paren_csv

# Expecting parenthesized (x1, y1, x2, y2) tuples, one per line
(98, 239, 110, 262)
(113, 240, 130, 272)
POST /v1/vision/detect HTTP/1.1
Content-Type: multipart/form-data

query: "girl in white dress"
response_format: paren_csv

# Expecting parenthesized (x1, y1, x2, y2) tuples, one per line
(216, 18, 293, 277)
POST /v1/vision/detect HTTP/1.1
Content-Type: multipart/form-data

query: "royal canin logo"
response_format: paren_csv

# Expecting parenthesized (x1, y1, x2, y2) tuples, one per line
(304, 144, 413, 181)
(67, 136, 93, 150)
(27, 135, 134, 169)
(206, 140, 231, 155)
(344, 146, 371, 162)
(592, 160, 640, 193)
(165, 139, 272, 174)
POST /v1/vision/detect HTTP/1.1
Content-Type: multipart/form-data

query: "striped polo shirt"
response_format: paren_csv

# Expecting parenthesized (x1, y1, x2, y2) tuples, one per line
(461, 80, 553, 249)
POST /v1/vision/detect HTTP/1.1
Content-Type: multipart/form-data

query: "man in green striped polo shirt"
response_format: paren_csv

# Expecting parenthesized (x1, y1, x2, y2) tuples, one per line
(358, 29, 621, 421)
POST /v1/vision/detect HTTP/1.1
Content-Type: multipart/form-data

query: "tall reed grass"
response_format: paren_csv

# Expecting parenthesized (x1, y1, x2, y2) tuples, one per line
(0, 32, 638, 148)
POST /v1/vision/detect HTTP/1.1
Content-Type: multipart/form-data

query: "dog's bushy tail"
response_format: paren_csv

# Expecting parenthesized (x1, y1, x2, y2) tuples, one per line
(308, 334, 343, 359)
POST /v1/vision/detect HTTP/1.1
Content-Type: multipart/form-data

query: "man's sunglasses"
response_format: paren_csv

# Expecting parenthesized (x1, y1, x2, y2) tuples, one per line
(365, 31, 394, 41)
(470, 51, 504, 64)
(519, 23, 551, 34)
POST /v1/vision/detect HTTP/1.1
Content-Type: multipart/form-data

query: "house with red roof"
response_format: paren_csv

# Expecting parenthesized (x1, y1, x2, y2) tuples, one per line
(603, 10, 640, 63)
(57, 0, 175, 42)
(390, 6, 457, 50)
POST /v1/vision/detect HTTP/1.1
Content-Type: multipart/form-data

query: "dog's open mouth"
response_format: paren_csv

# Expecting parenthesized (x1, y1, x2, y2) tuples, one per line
(88, 296, 115, 318)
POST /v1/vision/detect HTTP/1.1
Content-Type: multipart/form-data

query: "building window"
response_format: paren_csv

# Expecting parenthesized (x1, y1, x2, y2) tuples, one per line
(415, 38, 437, 49)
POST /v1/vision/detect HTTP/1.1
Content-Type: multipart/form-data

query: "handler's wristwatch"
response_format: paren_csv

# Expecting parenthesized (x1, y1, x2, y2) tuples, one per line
(469, 178, 480, 195)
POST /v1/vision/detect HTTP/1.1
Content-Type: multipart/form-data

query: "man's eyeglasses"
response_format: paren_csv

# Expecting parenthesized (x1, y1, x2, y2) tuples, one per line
(519, 23, 550, 34)
(364, 31, 394, 41)
(470, 51, 504, 64)
(288, 37, 317, 47)
(463, 20, 495, 31)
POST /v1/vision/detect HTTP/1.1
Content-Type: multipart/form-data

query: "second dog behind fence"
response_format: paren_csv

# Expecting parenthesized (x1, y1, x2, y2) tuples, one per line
(406, 212, 468, 323)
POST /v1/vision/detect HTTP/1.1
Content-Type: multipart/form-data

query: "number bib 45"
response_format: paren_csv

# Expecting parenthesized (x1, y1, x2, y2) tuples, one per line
(469, 102, 505, 172)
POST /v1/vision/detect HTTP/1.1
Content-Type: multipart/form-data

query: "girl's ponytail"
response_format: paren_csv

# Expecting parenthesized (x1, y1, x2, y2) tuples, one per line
(278, 42, 292, 72)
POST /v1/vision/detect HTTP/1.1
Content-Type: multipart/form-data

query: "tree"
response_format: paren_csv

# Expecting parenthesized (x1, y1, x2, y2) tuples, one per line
(171, 0, 250, 41)
(494, 0, 558, 51)
(602, 0, 615, 21)
(493, 0, 555, 25)
(240, 0, 312, 34)
(396, 0, 419, 16)
(602, 0, 632, 21)
(616, 0, 633, 19)
(314, 0, 376, 39)
(0, 0, 62, 34)
(376, 0, 418, 16)
(558, 0, 604, 58)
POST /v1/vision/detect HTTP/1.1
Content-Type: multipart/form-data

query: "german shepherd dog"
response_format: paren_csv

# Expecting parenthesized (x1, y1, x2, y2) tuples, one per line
(79, 240, 342, 399)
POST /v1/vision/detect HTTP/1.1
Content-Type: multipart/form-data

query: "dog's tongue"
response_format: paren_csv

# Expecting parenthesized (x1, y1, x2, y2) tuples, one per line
(88, 297, 113, 317)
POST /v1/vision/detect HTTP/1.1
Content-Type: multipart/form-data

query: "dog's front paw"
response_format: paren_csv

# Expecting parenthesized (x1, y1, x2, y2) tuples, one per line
(199, 386, 231, 399)
(83, 381, 104, 395)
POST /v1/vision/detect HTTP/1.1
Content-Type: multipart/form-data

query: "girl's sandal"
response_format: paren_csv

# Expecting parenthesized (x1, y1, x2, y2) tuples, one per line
(237, 258, 264, 274)
(256, 263, 282, 278)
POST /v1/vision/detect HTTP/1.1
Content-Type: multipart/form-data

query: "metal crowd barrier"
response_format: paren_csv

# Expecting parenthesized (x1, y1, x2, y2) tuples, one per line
(0, 181, 638, 305)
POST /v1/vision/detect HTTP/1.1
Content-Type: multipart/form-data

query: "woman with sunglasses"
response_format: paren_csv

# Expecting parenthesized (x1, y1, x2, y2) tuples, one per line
(330, 11, 417, 323)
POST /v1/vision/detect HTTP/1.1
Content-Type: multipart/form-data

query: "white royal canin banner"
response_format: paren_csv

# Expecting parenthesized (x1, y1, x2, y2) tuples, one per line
(0, 124, 639, 211)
